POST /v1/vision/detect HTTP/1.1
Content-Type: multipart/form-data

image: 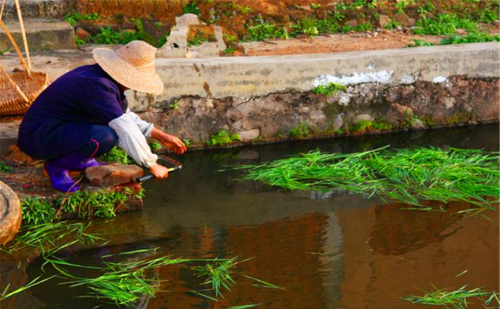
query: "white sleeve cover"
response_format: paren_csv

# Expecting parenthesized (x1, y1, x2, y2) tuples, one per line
(126, 108, 154, 137)
(109, 114, 158, 168)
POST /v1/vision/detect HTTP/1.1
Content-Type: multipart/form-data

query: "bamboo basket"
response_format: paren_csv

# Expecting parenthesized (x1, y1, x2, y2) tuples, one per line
(0, 0, 50, 116)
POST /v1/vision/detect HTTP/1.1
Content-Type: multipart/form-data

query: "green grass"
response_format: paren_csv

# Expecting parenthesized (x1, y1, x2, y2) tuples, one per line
(207, 130, 240, 147)
(0, 160, 13, 173)
(100, 146, 132, 164)
(413, 14, 478, 35)
(402, 285, 500, 309)
(290, 122, 313, 139)
(2, 221, 102, 256)
(22, 197, 57, 225)
(235, 147, 499, 214)
(194, 258, 238, 298)
(57, 188, 144, 220)
(440, 32, 500, 45)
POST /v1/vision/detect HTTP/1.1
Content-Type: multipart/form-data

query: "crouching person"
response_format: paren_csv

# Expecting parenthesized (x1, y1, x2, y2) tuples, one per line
(18, 41, 187, 193)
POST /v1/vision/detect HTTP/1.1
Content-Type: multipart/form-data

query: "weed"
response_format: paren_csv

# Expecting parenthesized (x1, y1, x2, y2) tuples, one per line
(194, 258, 238, 298)
(74, 35, 86, 46)
(0, 160, 13, 173)
(183, 1, 200, 15)
(101, 146, 132, 164)
(93, 26, 121, 44)
(183, 138, 192, 147)
(413, 14, 478, 35)
(292, 18, 319, 37)
(355, 22, 373, 32)
(188, 34, 209, 46)
(408, 39, 434, 47)
(290, 122, 312, 139)
(244, 20, 288, 41)
(224, 46, 236, 55)
(384, 19, 401, 30)
(0, 275, 57, 302)
(149, 141, 163, 153)
(310, 3, 321, 9)
(21, 197, 57, 225)
(57, 188, 143, 220)
(65, 11, 99, 27)
(312, 82, 347, 96)
(235, 147, 500, 213)
(207, 130, 240, 146)
(440, 32, 500, 45)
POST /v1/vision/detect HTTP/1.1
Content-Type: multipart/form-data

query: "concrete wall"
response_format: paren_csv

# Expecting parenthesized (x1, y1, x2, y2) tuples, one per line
(129, 43, 499, 147)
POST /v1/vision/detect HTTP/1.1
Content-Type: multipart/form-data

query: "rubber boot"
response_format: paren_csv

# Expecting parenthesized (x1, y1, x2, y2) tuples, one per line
(72, 157, 107, 171)
(44, 155, 82, 193)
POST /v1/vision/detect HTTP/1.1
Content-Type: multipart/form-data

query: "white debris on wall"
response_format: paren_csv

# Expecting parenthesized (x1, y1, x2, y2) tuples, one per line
(313, 70, 394, 87)
(401, 74, 416, 84)
(433, 76, 448, 83)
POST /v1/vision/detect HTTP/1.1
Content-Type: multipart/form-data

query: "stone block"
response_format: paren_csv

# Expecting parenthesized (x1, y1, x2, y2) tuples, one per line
(238, 129, 260, 142)
(86, 164, 144, 187)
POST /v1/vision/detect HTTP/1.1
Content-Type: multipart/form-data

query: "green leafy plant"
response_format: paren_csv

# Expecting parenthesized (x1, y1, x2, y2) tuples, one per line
(413, 14, 478, 35)
(21, 197, 57, 225)
(310, 3, 321, 9)
(440, 32, 500, 45)
(312, 82, 347, 96)
(183, 138, 192, 147)
(93, 26, 121, 44)
(149, 141, 163, 153)
(0, 160, 13, 173)
(65, 11, 99, 26)
(206, 130, 240, 146)
(183, 1, 201, 15)
(224, 46, 236, 55)
(408, 39, 434, 47)
(101, 146, 132, 164)
(292, 17, 319, 37)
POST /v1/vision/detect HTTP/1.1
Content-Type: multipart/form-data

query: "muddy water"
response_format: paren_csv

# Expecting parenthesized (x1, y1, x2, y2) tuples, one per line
(15, 125, 500, 308)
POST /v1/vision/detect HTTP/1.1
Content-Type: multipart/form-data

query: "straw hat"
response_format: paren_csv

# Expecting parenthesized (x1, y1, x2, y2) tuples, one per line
(92, 41, 164, 95)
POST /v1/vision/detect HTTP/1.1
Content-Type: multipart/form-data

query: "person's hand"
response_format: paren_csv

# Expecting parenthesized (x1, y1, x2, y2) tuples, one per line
(149, 163, 169, 179)
(159, 134, 187, 155)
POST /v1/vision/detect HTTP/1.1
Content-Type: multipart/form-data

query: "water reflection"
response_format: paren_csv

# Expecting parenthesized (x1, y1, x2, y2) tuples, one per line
(8, 124, 499, 308)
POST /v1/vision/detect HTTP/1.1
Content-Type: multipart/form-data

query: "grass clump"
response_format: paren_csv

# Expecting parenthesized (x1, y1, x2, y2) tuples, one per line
(65, 11, 99, 27)
(413, 14, 478, 35)
(0, 160, 13, 173)
(22, 197, 57, 225)
(101, 146, 132, 164)
(207, 130, 240, 147)
(57, 188, 144, 220)
(312, 82, 347, 97)
(402, 285, 500, 309)
(290, 122, 313, 139)
(235, 146, 499, 213)
(440, 33, 500, 45)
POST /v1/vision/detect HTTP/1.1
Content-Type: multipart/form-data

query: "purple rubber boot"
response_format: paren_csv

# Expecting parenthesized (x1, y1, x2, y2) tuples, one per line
(44, 153, 84, 193)
(72, 157, 107, 171)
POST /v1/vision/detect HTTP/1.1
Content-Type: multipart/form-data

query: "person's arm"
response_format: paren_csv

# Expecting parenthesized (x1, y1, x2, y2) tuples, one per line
(109, 114, 169, 178)
(126, 108, 154, 137)
(151, 127, 187, 155)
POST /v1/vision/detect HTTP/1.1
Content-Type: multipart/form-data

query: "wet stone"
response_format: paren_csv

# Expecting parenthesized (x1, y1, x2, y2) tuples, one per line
(86, 164, 144, 187)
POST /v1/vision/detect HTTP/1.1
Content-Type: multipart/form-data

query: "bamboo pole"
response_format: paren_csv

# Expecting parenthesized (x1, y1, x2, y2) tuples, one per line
(0, 0, 5, 20)
(13, 0, 31, 73)
(0, 62, 30, 102)
(0, 20, 30, 72)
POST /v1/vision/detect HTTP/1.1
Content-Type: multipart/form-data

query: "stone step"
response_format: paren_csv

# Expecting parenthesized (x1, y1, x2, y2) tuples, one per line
(0, 0, 69, 19)
(0, 19, 75, 52)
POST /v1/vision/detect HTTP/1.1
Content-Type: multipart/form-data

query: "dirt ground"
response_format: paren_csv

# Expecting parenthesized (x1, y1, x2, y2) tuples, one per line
(239, 31, 445, 56)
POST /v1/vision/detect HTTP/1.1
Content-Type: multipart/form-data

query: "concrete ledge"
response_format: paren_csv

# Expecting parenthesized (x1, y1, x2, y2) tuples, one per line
(131, 42, 500, 105)
(0, 0, 69, 18)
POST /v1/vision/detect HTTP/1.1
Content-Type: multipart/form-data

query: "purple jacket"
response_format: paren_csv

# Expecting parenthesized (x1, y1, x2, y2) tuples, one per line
(18, 64, 128, 159)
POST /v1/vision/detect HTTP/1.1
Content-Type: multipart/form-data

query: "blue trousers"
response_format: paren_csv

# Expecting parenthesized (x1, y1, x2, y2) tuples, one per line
(77, 125, 118, 158)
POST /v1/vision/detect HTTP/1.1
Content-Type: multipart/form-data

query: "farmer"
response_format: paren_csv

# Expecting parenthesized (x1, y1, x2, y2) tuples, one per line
(18, 40, 187, 193)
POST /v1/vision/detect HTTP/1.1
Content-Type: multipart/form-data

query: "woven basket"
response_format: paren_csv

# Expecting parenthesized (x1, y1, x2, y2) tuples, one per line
(0, 70, 49, 115)
(0, 0, 50, 116)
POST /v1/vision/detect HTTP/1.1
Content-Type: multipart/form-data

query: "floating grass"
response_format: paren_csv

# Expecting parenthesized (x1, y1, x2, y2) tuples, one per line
(2, 221, 102, 256)
(402, 285, 500, 309)
(0, 275, 57, 302)
(194, 257, 239, 299)
(234, 146, 499, 213)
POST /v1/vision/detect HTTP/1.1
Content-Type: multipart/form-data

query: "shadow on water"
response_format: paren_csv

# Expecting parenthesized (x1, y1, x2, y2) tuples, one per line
(4, 124, 499, 309)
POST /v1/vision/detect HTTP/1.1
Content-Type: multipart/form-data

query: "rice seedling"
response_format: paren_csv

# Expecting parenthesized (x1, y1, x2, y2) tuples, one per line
(194, 257, 238, 298)
(2, 221, 102, 256)
(234, 146, 499, 213)
(402, 285, 500, 309)
(0, 275, 57, 302)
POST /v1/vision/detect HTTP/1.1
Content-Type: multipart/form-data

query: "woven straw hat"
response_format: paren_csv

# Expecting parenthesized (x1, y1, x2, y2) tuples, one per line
(92, 41, 164, 95)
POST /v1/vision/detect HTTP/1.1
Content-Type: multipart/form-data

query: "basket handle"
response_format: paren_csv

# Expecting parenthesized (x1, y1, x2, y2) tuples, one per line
(0, 61, 30, 102)
(13, 0, 30, 73)
(0, 20, 30, 72)
(0, 0, 5, 20)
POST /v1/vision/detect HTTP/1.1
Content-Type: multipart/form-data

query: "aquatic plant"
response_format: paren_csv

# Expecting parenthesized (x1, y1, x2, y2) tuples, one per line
(402, 285, 500, 309)
(0, 275, 57, 302)
(2, 221, 101, 256)
(194, 257, 238, 298)
(149, 141, 163, 153)
(207, 130, 240, 147)
(235, 147, 499, 213)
